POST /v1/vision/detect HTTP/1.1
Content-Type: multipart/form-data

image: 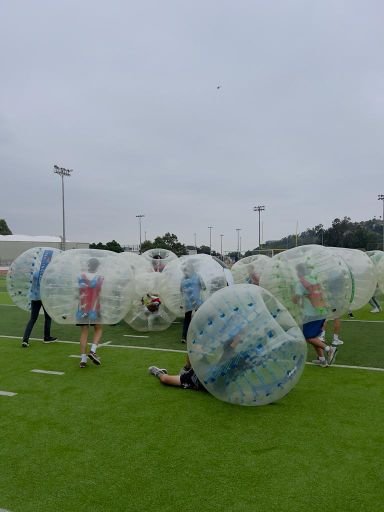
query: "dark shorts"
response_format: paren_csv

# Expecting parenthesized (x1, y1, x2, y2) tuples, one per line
(303, 319, 325, 340)
(180, 368, 207, 392)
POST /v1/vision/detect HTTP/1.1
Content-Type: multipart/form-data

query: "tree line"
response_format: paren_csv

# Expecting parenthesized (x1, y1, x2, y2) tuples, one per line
(2, 216, 383, 256)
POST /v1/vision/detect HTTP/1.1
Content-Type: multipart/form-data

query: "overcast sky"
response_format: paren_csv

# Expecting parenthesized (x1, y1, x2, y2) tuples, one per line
(1, 0, 383, 253)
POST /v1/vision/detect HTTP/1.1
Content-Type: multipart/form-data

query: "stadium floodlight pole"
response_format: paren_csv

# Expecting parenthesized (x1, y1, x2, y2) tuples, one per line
(378, 195, 384, 250)
(253, 205, 265, 253)
(194, 232, 197, 250)
(208, 226, 213, 255)
(220, 234, 224, 260)
(53, 165, 73, 251)
(236, 228, 241, 259)
(136, 214, 145, 254)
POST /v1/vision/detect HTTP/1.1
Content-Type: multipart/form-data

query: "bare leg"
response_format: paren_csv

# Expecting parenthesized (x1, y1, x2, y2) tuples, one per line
(93, 324, 103, 345)
(306, 336, 327, 358)
(159, 374, 182, 387)
(333, 318, 341, 336)
(80, 325, 89, 354)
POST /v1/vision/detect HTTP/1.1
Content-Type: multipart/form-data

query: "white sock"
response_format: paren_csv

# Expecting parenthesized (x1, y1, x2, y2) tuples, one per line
(319, 356, 326, 362)
(81, 354, 87, 362)
(325, 346, 330, 352)
(333, 335, 339, 341)
(91, 343, 98, 353)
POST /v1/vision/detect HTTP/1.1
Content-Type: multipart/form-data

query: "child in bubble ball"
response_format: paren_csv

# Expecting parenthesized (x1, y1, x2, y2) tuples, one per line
(76, 257, 104, 368)
(21, 249, 57, 347)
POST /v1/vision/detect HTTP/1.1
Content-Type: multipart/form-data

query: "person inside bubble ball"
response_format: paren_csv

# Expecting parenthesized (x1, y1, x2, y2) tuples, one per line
(293, 263, 337, 367)
(21, 249, 57, 348)
(77, 257, 104, 368)
(152, 254, 166, 273)
(148, 355, 207, 392)
(180, 261, 206, 343)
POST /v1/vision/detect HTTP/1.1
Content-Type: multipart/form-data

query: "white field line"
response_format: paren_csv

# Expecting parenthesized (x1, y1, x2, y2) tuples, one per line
(0, 390, 17, 397)
(306, 362, 384, 372)
(31, 369, 65, 375)
(123, 334, 149, 338)
(0, 335, 383, 370)
(69, 355, 81, 359)
(0, 304, 16, 307)
(99, 340, 112, 346)
(342, 320, 384, 323)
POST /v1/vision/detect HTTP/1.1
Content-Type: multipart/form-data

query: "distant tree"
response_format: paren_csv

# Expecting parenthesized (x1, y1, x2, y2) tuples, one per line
(197, 245, 211, 255)
(105, 240, 124, 253)
(0, 219, 12, 235)
(89, 240, 124, 253)
(144, 232, 187, 257)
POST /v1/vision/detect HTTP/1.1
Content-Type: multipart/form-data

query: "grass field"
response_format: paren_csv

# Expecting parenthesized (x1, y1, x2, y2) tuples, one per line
(0, 275, 383, 511)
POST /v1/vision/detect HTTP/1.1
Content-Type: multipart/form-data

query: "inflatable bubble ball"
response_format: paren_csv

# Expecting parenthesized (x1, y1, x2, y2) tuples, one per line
(141, 248, 177, 272)
(159, 254, 228, 318)
(124, 270, 176, 331)
(328, 248, 377, 310)
(231, 254, 271, 285)
(40, 248, 135, 325)
(259, 244, 352, 325)
(187, 284, 307, 406)
(7, 247, 62, 312)
(118, 251, 153, 275)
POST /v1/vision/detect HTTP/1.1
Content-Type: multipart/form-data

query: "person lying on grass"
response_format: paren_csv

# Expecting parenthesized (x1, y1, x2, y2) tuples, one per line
(148, 356, 207, 392)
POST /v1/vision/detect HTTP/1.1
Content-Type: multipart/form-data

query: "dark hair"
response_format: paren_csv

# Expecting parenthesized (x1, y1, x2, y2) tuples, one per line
(88, 258, 100, 272)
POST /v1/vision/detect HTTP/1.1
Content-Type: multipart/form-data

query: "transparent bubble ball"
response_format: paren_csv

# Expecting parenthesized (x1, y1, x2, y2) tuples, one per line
(187, 284, 307, 406)
(259, 245, 352, 325)
(40, 249, 135, 324)
(124, 271, 176, 332)
(159, 254, 228, 317)
(231, 254, 271, 285)
(6, 247, 62, 311)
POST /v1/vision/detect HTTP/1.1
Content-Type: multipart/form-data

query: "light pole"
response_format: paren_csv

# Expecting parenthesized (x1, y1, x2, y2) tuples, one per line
(378, 195, 384, 250)
(208, 226, 213, 255)
(53, 165, 73, 251)
(194, 233, 197, 250)
(236, 228, 241, 259)
(253, 205, 265, 252)
(136, 214, 145, 253)
(220, 234, 224, 260)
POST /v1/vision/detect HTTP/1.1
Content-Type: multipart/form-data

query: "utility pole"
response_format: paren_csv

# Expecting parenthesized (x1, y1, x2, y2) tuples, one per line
(53, 165, 73, 251)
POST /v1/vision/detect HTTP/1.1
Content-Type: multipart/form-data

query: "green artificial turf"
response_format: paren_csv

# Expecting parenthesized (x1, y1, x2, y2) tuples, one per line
(0, 339, 383, 512)
(1, 276, 384, 511)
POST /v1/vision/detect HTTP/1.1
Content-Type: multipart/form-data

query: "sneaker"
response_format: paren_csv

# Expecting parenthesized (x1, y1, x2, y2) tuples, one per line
(370, 307, 380, 313)
(348, 312, 354, 318)
(327, 346, 338, 365)
(180, 339, 186, 344)
(88, 351, 101, 365)
(332, 338, 344, 346)
(79, 361, 87, 368)
(43, 336, 57, 343)
(312, 358, 328, 367)
(21, 340, 29, 348)
(148, 366, 168, 377)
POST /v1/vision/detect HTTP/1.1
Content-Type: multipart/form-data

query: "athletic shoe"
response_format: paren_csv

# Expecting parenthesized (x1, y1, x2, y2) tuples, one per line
(148, 366, 168, 377)
(43, 336, 57, 343)
(88, 351, 101, 365)
(327, 346, 338, 365)
(21, 340, 29, 348)
(332, 338, 344, 346)
(371, 307, 380, 313)
(180, 339, 186, 344)
(79, 361, 87, 368)
(312, 358, 328, 367)
(348, 312, 354, 318)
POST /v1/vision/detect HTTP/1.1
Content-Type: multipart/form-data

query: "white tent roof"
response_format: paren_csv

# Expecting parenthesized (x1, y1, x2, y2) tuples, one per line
(0, 234, 62, 242)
